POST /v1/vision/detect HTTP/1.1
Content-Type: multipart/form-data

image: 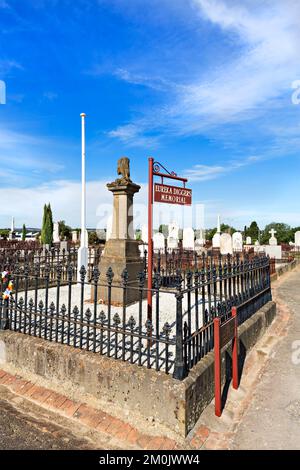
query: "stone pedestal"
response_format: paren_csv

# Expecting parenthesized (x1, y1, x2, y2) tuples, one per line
(96, 179, 145, 306)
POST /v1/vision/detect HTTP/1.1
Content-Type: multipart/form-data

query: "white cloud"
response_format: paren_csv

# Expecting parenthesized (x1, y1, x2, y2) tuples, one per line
(183, 0, 300, 124)
(0, 179, 148, 228)
(0, 126, 70, 183)
(43, 91, 58, 101)
(108, 0, 300, 145)
(107, 124, 159, 148)
(0, 59, 23, 76)
(183, 155, 265, 181)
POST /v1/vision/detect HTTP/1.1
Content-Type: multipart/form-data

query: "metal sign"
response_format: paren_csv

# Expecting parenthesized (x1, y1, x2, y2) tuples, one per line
(220, 317, 236, 349)
(154, 183, 192, 206)
(147, 158, 191, 320)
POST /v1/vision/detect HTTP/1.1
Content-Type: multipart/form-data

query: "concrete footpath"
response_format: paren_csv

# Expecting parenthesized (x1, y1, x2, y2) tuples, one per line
(230, 265, 300, 449)
(189, 264, 300, 450)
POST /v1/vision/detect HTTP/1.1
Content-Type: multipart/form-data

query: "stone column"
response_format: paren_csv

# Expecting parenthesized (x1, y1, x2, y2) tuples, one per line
(96, 172, 145, 306)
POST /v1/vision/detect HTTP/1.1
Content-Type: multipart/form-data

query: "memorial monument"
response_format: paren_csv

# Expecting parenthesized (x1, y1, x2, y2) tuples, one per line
(96, 157, 144, 305)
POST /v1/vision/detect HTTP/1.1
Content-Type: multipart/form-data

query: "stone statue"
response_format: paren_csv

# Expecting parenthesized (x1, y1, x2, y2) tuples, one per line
(116, 157, 131, 183)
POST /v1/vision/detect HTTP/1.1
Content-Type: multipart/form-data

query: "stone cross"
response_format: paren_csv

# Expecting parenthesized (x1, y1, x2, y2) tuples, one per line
(269, 229, 277, 238)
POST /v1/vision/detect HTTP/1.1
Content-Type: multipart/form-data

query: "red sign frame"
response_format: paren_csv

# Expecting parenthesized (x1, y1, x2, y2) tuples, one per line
(147, 158, 190, 320)
(214, 307, 239, 417)
(154, 183, 192, 206)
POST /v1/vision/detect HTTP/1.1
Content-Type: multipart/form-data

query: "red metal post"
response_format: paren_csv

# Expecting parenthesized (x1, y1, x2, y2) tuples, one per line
(214, 317, 222, 417)
(147, 157, 154, 321)
(232, 307, 239, 390)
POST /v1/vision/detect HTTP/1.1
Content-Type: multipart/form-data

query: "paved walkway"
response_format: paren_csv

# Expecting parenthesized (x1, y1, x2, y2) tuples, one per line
(231, 266, 300, 449)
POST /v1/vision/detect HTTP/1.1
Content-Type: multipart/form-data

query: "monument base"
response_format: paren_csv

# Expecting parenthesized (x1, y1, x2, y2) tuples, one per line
(94, 239, 146, 306)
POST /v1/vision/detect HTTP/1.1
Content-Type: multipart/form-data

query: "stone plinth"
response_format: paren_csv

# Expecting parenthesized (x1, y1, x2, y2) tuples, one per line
(95, 179, 145, 306)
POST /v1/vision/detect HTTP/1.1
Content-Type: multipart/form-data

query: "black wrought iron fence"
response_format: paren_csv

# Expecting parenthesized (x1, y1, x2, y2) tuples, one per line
(0, 246, 102, 284)
(0, 254, 271, 380)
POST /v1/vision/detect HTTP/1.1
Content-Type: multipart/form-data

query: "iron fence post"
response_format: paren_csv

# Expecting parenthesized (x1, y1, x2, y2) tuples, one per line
(173, 271, 188, 380)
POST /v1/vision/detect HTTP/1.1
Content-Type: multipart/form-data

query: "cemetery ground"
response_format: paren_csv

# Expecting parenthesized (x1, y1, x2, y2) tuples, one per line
(0, 263, 299, 450)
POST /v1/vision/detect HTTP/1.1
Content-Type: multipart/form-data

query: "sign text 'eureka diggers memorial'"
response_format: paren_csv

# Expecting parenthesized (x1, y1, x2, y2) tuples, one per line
(154, 183, 192, 206)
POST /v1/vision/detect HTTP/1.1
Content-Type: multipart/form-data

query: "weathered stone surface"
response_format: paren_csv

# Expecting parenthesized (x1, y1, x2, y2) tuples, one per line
(97, 166, 144, 305)
(0, 301, 276, 437)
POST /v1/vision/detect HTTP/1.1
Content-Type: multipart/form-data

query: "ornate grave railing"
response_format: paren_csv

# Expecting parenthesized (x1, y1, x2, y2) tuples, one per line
(0, 246, 102, 284)
(0, 254, 271, 380)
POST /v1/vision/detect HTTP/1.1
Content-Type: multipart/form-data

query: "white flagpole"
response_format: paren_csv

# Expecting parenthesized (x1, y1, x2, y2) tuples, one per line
(77, 113, 88, 281)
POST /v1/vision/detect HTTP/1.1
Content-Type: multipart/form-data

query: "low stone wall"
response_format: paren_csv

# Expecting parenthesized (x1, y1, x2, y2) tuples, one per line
(0, 301, 276, 437)
(271, 258, 300, 282)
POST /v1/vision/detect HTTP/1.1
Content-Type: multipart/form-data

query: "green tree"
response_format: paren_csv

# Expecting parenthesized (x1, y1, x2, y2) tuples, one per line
(58, 220, 72, 240)
(247, 221, 260, 242)
(22, 224, 26, 241)
(0, 229, 9, 239)
(88, 231, 100, 245)
(41, 203, 53, 245)
(261, 222, 292, 244)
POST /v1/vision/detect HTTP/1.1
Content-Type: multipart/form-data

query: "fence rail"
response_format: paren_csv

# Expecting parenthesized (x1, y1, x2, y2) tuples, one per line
(0, 254, 271, 380)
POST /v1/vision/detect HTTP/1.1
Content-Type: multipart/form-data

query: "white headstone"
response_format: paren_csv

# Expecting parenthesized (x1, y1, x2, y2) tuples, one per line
(220, 233, 233, 255)
(246, 236, 252, 245)
(106, 215, 113, 241)
(72, 230, 78, 243)
(212, 232, 221, 248)
(153, 232, 165, 251)
(60, 241, 68, 251)
(232, 232, 243, 252)
(294, 231, 300, 247)
(53, 222, 60, 243)
(141, 224, 148, 244)
(183, 228, 195, 250)
(168, 222, 179, 239)
(196, 228, 205, 246)
(167, 236, 178, 250)
(268, 229, 277, 246)
(265, 245, 282, 260)
(167, 222, 179, 250)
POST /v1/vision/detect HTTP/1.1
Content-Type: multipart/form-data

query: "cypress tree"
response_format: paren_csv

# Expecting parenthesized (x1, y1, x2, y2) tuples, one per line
(22, 224, 26, 241)
(41, 203, 53, 245)
(45, 203, 53, 245)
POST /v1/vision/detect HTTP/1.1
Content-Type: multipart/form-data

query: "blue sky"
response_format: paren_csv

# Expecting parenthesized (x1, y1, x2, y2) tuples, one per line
(0, 0, 300, 229)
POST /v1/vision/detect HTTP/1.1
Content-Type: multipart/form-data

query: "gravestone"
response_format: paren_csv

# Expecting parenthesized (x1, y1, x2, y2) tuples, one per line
(195, 237, 205, 249)
(212, 232, 221, 249)
(153, 232, 165, 252)
(220, 233, 233, 255)
(72, 230, 78, 243)
(246, 236, 252, 245)
(269, 228, 277, 246)
(265, 245, 282, 260)
(167, 222, 179, 250)
(232, 232, 243, 252)
(195, 228, 205, 247)
(53, 222, 60, 243)
(254, 240, 262, 253)
(294, 231, 300, 247)
(9, 216, 15, 240)
(97, 158, 144, 306)
(183, 228, 195, 250)
(60, 241, 68, 251)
